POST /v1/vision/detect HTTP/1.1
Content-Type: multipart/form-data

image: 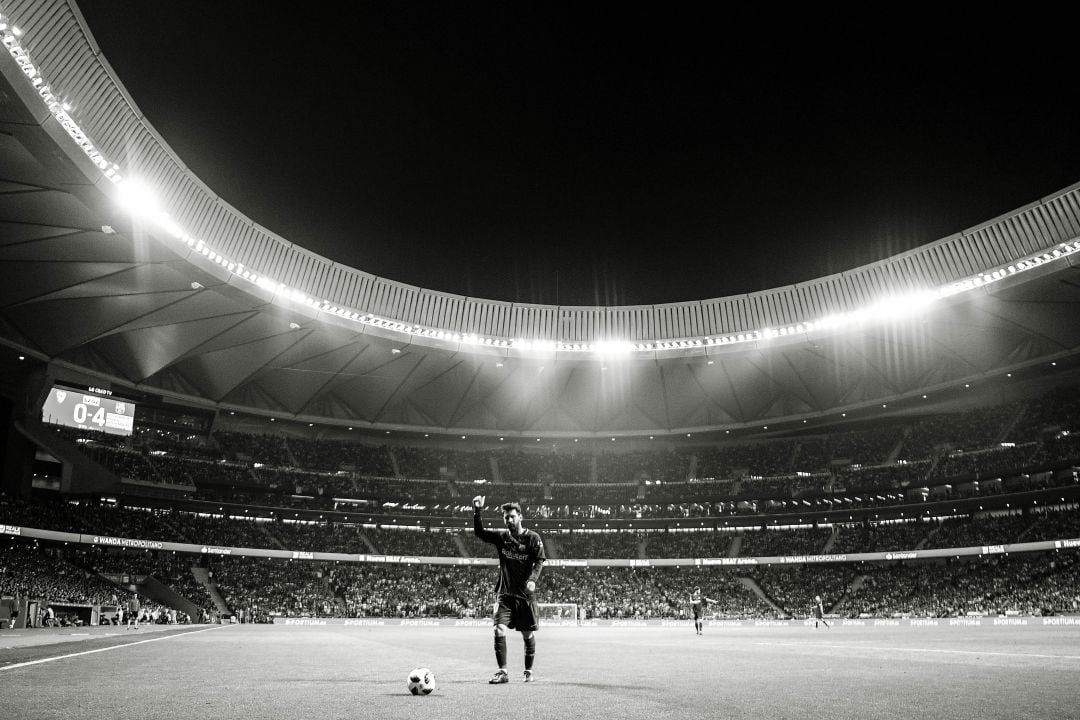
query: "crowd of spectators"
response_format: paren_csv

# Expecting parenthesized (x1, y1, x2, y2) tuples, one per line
(547, 532, 643, 559)
(751, 564, 858, 617)
(4, 494, 1078, 563)
(18, 380, 1080, 623)
(737, 527, 833, 557)
(844, 554, 1080, 617)
(644, 530, 733, 559)
(35, 380, 1080, 534)
(5, 524, 1080, 621)
(828, 520, 934, 554)
(209, 557, 336, 621)
(902, 402, 1024, 458)
(213, 431, 291, 466)
(595, 449, 687, 484)
(0, 538, 128, 608)
(494, 450, 591, 484)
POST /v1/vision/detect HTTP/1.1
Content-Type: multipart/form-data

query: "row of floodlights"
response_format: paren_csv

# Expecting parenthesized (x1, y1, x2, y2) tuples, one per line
(6, 11, 1080, 356)
(142, 219, 1080, 359)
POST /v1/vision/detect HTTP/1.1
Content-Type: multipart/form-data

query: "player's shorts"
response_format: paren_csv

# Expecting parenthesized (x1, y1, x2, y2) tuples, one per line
(494, 595, 539, 632)
(692, 607, 703, 620)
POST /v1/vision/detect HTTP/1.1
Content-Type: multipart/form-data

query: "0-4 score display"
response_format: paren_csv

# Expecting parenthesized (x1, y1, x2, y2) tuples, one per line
(41, 386, 136, 436)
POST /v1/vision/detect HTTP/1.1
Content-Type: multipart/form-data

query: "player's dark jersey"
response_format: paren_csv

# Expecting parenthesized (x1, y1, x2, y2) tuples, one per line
(473, 513, 545, 599)
(691, 595, 708, 617)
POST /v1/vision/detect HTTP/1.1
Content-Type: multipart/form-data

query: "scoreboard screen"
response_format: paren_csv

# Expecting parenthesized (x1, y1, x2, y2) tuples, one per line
(41, 386, 136, 436)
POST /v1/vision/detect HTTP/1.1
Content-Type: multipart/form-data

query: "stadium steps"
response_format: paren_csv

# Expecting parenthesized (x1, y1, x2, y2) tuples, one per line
(545, 535, 562, 559)
(316, 573, 347, 616)
(489, 455, 503, 483)
(998, 404, 1029, 443)
(452, 533, 471, 558)
(157, 513, 192, 542)
(281, 437, 299, 468)
(190, 565, 231, 616)
(727, 533, 743, 557)
(387, 446, 402, 478)
(736, 576, 786, 617)
(136, 575, 202, 624)
(1015, 516, 1042, 542)
(830, 574, 869, 614)
(914, 524, 941, 550)
(15, 418, 120, 494)
(358, 531, 379, 554)
(820, 527, 840, 554)
(257, 524, 287, 550)
(886, 430, 908, 464)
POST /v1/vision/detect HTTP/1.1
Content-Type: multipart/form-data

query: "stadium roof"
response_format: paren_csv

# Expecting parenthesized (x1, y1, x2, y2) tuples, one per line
(1, 1, 1079, 438)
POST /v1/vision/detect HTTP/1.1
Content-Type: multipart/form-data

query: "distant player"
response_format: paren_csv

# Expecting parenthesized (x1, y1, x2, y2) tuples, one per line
(689, 587, 717, 635)
(473, 495, 546, 684)
(813, 595, 830, 629)
(126, 593, 141, 630)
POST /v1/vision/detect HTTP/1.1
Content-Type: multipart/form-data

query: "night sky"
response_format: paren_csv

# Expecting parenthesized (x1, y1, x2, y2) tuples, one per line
(74, 3, 1078, 307)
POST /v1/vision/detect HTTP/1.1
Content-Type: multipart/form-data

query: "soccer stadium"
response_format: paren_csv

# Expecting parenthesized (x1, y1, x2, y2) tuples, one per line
(1, 3, 1079, 718)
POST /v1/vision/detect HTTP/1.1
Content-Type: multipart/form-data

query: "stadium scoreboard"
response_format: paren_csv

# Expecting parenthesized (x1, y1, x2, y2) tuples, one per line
(41, 385, 136, 436)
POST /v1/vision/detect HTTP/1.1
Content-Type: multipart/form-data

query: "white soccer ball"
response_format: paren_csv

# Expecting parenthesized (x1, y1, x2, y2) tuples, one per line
(407, 667, 435, 695)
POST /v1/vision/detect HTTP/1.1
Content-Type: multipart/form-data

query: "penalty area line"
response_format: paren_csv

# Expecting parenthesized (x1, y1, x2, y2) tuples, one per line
(0, 626, 225, 672)
(754, 641, 1080, 661)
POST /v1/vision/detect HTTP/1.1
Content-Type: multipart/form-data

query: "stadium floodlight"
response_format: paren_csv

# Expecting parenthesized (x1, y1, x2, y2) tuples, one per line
(115, 178, 162, 219)
(592, 340, 635, 356)
(8, 5, 1080, 361)
(865, 290, 938, 322)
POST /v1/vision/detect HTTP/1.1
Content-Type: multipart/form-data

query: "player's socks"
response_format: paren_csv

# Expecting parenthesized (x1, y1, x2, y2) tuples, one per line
(524, 634, 535, 670)
(494, 635, 507, 668)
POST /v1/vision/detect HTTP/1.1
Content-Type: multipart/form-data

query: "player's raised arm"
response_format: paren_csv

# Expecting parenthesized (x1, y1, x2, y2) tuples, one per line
(472, 495, 499, 542)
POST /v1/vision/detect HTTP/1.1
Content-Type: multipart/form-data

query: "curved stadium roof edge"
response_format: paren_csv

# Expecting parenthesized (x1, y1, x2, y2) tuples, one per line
(3, 0, 1080, 355)
(3, 0, 1080, 437)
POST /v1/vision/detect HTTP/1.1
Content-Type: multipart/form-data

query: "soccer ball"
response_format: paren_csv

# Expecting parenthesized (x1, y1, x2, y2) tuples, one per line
(407, 667, 435, 695)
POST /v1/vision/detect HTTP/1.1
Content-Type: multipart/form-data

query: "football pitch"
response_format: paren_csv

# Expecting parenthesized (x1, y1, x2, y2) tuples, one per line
(2, 622, 1079, 720)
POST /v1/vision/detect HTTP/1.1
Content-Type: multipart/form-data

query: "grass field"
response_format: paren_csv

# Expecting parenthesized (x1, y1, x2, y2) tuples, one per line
(2, 622, 1079, 720)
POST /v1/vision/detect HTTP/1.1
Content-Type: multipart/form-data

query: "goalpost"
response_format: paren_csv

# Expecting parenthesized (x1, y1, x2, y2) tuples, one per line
(537, 602, 580, 625)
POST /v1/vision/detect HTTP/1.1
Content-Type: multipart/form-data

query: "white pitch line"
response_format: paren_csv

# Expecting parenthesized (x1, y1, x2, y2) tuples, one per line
(0, 626, 224, 672)
(755, 641, 1080, 661)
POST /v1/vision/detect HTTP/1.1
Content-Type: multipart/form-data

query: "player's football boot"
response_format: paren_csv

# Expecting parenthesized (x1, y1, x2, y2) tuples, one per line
(488, 669, 509, 684)
(523, 670, 534, 683)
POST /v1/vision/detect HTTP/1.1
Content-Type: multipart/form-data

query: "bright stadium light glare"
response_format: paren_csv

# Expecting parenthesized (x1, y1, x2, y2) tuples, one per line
(7, 5, 1079, 360)
(592, 340, 634, 357)
(115, 178, 162, 219)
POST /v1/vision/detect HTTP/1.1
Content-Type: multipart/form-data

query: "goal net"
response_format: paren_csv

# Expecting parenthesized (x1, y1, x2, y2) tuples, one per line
(537, 603, 579, 625)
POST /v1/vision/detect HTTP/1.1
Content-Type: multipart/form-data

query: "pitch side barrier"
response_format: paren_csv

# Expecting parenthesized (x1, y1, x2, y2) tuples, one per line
(271, 617, 1080, 627)
(3, 523, 1079, 565)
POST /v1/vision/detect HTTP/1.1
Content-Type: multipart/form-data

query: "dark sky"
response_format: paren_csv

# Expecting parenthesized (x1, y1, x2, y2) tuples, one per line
(74, 3, 1078, 307)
